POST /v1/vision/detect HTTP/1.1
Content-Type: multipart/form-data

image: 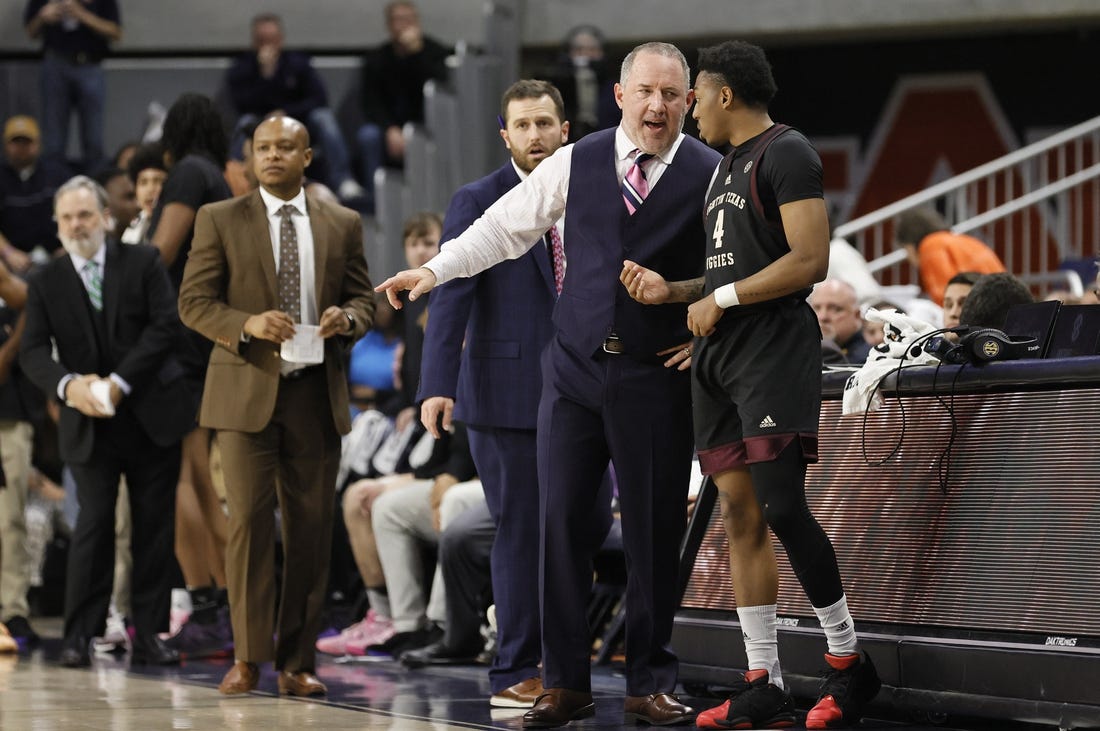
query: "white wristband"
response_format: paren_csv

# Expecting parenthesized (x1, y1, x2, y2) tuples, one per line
(714, 282, 740, 309)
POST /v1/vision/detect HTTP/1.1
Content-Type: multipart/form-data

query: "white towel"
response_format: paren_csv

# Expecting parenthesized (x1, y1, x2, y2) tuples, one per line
(338, 409, 395, 487)
(842, 308, 940, 415)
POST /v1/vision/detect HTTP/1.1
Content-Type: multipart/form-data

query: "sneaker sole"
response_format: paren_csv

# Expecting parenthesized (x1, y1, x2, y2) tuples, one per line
(806, 681, 881, 729)
(698, 713, 796, 730)
(709, 720, 795, 730)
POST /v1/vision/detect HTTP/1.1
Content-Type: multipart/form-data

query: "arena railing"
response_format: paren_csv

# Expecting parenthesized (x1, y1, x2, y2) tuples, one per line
(836, 114, 1100, 296)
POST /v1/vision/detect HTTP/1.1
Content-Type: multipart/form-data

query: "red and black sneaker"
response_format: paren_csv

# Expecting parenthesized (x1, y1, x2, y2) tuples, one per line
(696, 669, 796, 729)
(806, 651, 881, 729)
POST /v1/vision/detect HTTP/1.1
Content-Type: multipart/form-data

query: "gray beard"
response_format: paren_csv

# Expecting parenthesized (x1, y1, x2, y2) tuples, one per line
(60, 231, 105, 260)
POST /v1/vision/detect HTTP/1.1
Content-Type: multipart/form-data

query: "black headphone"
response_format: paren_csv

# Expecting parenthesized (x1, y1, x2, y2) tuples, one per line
(923, 328, 1039, 364)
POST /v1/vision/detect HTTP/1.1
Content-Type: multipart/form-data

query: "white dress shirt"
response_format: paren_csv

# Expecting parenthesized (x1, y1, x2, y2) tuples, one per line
(259, 186, 318, 326)
(511, 158, 568, 278)
(427, 126, 685, 285)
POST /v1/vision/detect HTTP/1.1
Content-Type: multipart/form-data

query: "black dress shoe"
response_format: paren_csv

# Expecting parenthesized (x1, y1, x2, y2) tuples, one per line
(400, 640, 479, 668)
(131, 634, 181, 665)
(60, 638, 91, 668)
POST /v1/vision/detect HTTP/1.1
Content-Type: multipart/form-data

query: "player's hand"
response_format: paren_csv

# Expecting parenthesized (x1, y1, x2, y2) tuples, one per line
(244, 310, 296, 343)
(375, 267, 437, 309)
(687, 293, 723, 337)
(420, 396, 454, 439)
(620, 259, 670, 305)
(318, 306, 352, 338)
(658, 341, 693, 371)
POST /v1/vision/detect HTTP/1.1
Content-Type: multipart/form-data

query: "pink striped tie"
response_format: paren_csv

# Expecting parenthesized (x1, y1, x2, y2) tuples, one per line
(622, 150, 655, 215)
(549, 223, 565, 295)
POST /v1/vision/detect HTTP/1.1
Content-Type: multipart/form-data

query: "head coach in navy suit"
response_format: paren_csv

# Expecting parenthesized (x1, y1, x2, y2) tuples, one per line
(378, 42, 720, 728)
(415, 79, 610, 708)
(20, 175, 196, 668)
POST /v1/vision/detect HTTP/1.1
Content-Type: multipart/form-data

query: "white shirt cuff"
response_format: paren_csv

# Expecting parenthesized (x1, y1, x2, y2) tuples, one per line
(109, 373, 131, 396)
(57, 374, 75, 401)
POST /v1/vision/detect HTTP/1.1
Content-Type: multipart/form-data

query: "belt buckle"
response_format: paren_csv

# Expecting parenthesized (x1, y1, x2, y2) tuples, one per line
(602, 334, 624, 355)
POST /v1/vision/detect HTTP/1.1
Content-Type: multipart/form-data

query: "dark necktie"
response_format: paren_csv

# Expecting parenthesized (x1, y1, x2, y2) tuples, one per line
(277, 204, 301, 323)
(548, 223, 565, 295)
(622, 150, 656, 215)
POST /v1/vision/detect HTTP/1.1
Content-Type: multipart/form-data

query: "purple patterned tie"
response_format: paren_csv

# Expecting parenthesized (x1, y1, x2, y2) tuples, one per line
(549, 223, 565, 295)
(622, 150, 655, 215)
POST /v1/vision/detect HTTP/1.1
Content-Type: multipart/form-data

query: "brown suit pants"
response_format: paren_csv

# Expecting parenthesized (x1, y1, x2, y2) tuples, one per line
(217, 367, 340, 672)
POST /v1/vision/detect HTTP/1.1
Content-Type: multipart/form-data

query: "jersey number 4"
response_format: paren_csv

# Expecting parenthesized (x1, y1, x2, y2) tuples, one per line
(712, 209, 725, 249)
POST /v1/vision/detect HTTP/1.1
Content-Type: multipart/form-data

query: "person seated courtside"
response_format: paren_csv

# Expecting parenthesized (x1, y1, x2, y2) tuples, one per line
(957, 272, 1033, 329)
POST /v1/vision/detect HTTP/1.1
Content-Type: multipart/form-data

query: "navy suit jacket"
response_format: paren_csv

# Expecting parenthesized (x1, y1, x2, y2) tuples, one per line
(418, 163, 557, 430)
(20, 241, 197, 463)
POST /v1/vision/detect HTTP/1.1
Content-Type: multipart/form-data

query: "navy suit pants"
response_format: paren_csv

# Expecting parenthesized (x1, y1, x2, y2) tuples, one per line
(536, 334, 693, 695)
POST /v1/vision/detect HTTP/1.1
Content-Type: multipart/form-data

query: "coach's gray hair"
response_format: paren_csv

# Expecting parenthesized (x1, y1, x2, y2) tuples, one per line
(54, 175, 110, 210)
(620, 42, 690, 88)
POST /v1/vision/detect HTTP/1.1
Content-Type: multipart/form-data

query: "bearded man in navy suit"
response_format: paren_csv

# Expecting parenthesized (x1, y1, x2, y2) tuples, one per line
(413, 79, 605, 708)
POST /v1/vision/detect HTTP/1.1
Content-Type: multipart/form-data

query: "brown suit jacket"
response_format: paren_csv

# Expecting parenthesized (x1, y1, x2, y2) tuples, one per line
(178, 189, 374, 435)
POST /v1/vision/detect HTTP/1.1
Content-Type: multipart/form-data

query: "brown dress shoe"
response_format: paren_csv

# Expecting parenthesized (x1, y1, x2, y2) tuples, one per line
(623, 693, 696, 726)
(218, 661, 259, 695)
(277, 670, 327, 697)
(522, 688, 595, 728)
(490, 676, 544, 708)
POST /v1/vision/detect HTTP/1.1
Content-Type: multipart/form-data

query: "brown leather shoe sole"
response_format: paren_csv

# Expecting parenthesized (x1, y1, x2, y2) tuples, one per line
(623, 710, 696, 726)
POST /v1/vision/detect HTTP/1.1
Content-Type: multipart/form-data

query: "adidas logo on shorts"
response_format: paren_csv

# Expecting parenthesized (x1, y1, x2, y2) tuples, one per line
(759, 415, 777, 429)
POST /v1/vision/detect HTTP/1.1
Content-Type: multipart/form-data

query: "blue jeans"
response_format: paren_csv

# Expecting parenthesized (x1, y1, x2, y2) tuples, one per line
(40, 54, 106, 173)
(232, 107, 354, 190)
(306, 107, 354, 189)
(356, 123, 384, 194)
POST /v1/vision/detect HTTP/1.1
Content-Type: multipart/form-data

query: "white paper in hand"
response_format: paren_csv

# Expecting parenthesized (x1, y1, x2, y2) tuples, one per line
(89, 379, 116, 416)
(281, 324, 324, 364)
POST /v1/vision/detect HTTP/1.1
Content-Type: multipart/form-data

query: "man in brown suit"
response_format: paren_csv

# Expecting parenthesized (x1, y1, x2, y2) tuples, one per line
(178, 115, 374, 696)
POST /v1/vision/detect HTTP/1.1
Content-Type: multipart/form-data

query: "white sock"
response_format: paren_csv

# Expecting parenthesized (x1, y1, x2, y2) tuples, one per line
(737, 604, 783, 690)
(813, 594, 859, 656)
(366, 588, 391, 620)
